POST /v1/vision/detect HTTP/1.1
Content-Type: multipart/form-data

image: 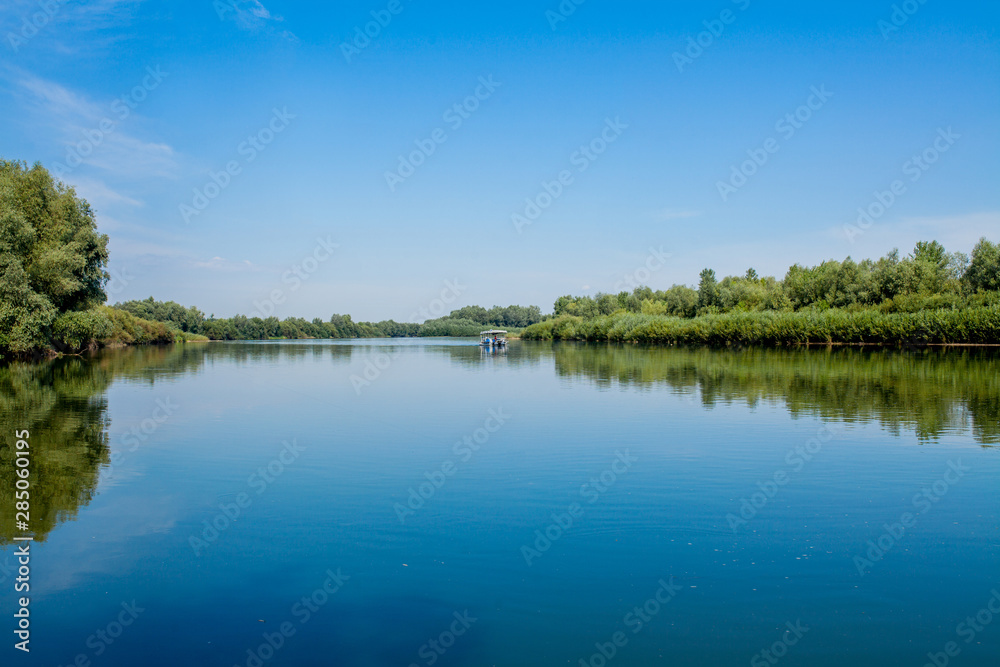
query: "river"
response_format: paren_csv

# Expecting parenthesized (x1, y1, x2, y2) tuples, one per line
(1, 340, 998, 665)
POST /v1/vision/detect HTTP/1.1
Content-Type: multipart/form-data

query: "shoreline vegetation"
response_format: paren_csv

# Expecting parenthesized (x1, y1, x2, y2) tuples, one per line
(520, 306, 1000, 346)
(2, 160, 998, 358)
(520, 238, 1000, 346)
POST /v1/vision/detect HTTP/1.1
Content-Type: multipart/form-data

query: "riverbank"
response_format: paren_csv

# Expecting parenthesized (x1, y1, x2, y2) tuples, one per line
(521, 307, 1000, 346)
(3, 306, 205, 360)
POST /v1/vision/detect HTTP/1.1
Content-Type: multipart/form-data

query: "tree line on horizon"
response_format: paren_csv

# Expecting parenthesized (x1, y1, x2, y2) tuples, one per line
(551, 238, 1000, 321)
(111, 298, 545, 342)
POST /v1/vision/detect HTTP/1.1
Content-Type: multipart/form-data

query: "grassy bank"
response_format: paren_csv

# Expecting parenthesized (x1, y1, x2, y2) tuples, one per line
(521, 306, 1000, 346)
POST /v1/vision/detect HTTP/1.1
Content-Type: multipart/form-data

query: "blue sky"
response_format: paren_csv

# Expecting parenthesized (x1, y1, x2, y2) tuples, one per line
(1, 0, 998, 321)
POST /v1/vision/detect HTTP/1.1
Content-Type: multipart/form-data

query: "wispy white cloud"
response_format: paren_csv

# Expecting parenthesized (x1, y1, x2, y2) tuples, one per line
(62, 0, 146, 35)
(17, 73, 101, 117)
(69, 177, 143, 208)
(7, 67, 177, 179)
(1, 0, 147, 52)
(215, 0, 297, 40)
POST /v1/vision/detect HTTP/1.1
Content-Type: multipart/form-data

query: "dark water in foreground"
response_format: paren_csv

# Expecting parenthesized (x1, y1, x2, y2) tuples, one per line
(1, 340, 998, 666)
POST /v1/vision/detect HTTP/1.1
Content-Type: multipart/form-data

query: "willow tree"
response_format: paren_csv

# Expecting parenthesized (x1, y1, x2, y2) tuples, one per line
(0, 160, 109, 353)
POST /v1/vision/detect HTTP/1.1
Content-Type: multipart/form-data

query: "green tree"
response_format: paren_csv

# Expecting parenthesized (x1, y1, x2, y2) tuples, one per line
(449, 305, 489, 323)
(698, 268, 718, 309)
(0, 160, 109, 353)
(963, 237, 1000, 293)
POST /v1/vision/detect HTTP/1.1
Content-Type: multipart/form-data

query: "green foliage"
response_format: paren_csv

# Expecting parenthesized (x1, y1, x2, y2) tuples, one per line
(47, 307, 175, 352)
(0, 160, 109, 354)
(114, 296, 205, 333)
(51, 309, 113, 351)
(542, 239, 998, 347)
(455, 304, 543, 327)
(448, 305, 489, 323)
(100, 306, 175, 345)
(698, 268, 718, 309)
(116, 300, 543, 341)
(964, 237, 1000, 293)
(522, 305, 1000, 346)
(418, 317, 483, 337)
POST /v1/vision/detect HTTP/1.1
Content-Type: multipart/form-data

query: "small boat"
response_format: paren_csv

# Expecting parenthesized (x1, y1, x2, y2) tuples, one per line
(480, 329, 507, 348)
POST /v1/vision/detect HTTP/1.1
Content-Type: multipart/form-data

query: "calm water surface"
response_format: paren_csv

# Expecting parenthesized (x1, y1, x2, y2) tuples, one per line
(1, 340, 998, 666)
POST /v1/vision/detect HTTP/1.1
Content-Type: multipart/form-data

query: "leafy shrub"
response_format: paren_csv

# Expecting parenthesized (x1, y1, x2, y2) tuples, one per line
(99, 306, 174, 345)
(418, 317, 483, 337)
(51, 309, 113, 351)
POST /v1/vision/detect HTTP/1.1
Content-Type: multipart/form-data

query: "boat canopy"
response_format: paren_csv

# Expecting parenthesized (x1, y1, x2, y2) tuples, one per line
(480, 329, 507, 335)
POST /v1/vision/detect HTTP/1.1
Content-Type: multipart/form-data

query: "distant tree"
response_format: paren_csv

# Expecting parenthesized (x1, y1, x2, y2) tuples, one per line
(912, 240, 947, 269)
(697, 268, 718, 308)
(449, 305, 489, 323)
(115, 297, 206, 333)
(963, 237, 1000, 292)
(662, 285, 699, 317)
(554, 295, 575, 316)
(596, 293, 620, 316)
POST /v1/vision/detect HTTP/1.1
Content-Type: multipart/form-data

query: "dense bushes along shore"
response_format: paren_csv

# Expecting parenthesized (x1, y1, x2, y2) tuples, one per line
(521, 306, 1000, 346)
(523, 238, 1000, 346)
